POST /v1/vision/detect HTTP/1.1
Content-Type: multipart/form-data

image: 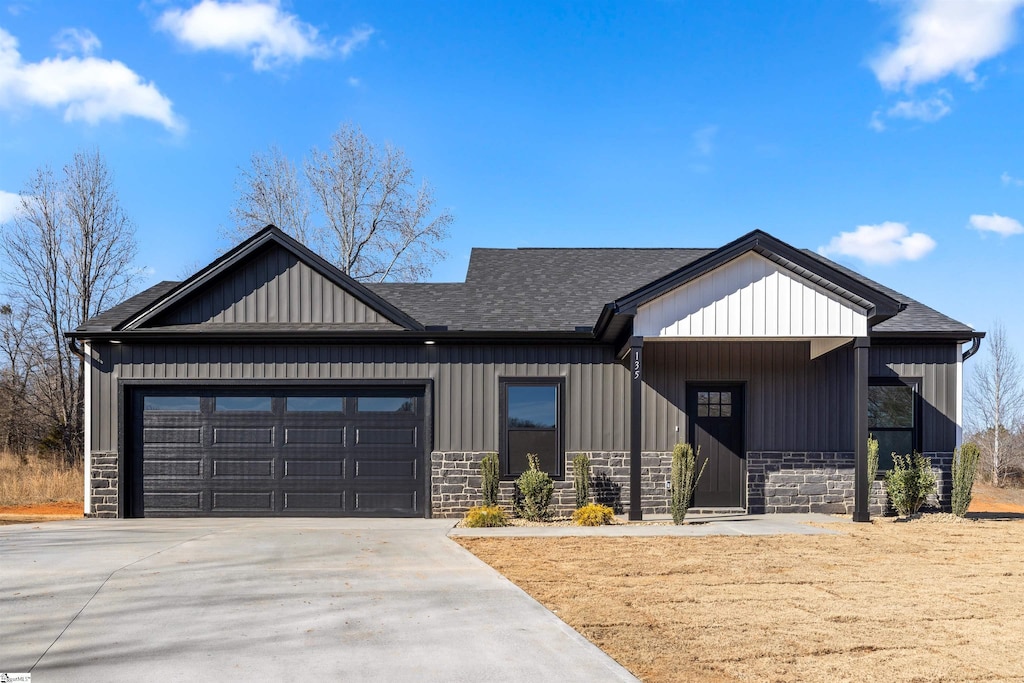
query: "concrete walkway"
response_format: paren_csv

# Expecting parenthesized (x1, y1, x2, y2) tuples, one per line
(0, 519, 637, 682)
(449, 512, 851, 537)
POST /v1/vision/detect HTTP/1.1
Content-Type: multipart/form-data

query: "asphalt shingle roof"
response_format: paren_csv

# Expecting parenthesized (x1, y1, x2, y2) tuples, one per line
(75, 246, 975, 337)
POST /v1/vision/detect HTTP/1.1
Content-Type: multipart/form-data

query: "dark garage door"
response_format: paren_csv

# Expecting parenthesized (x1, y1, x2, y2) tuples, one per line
(130, 387, 426, 517)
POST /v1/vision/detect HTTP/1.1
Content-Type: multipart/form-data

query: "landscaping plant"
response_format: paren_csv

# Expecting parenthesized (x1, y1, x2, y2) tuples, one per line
(515, 453, 554, 521)
(951, 442, 981, 517)
(463, 505, 508, 528)
(670, 442, 707, 524)
(572, 503, 615, 526)
(867, 435, 879, 488)
(480, 452, 500, 507)
(572, 453, 591, 509)
(884, 452, 937, 517)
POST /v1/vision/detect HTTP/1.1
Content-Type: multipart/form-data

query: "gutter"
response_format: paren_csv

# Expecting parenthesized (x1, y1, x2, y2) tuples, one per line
(962, 335, 983, 362)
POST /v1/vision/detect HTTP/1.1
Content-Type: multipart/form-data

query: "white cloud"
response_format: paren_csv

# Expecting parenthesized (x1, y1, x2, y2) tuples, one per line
(0, 27, 183, 132)
(692, 125, 718, 157)
(819, 222, 937, 265)
(0, 189, 22, 223)
(339, 25, 373, 58)
(868, 110, 886, 132)
(1001, 171, 1024, 187)
(53, 27, 101, 56)
(871, 0, 1024, 90)
(346, 76, 360, 87)
(969, 213, 1024, 236)
(157, 0, 359, 71)
(886, 90, 952, 122)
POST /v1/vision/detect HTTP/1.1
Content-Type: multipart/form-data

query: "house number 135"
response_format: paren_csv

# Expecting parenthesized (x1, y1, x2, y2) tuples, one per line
(633, 350, 641, 380)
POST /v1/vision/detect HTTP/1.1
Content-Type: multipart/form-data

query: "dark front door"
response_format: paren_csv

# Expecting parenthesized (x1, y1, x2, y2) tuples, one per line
(687, 384, 745, 508)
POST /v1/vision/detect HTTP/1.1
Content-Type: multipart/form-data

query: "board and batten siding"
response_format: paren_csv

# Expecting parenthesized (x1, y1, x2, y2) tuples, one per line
(871, 344, 958, 453)
(88, 342, 629, 455)
(635, 252, 868, 338)
(153, 245, 399, 327)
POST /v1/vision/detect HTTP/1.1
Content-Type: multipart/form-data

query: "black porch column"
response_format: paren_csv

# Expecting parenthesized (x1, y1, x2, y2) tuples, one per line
(853, 336, 871, 522)
(628, 336, 644, 521)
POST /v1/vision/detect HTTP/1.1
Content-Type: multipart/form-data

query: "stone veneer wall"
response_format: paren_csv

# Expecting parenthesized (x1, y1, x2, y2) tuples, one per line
(748, 451, 953, 515)
(89, 452, 119, 518)
(429, 451, 675, 518)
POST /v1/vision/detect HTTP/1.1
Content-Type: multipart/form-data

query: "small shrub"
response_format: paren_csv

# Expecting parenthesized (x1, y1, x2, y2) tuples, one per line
(951, 442, 981, 517)
(670, 442, 707, 524)
(884, 452, 937, 517)
(515, 453, 554, 521)
(480, 452, 500, 507)
(463, 505, 508, 528)
(867, 435, 879, 485)
(572, 503, 615, 526)
(572, 453, 591, 509)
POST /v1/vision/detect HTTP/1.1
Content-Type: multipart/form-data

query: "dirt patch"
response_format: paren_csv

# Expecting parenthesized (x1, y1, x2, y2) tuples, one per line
(0, 500, 82, 525)
(459, 519, 1024, 682)
(969, 482, 1024, 513)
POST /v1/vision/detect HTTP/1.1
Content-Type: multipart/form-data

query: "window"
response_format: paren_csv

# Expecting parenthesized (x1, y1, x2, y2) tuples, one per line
(499, 378, 564, 478)
(696, 390, 732, 418)
(356, 397, 415, 413)
(215, 396, 272, 412)
(868, 378, 920, 473)
(144, 396, 200, 411)
(286, 396, 344, 412)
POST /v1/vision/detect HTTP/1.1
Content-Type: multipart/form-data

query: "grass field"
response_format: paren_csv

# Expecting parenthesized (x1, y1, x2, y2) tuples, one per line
(0, 450, 83, 507)
(459, 514, 1024, 682)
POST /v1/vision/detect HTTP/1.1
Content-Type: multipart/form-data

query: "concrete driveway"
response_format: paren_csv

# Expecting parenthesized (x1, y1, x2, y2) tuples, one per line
(1, 519, 637, 682)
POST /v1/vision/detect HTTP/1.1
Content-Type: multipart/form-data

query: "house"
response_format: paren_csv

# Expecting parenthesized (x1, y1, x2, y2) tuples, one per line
(68, 226, 982, 519)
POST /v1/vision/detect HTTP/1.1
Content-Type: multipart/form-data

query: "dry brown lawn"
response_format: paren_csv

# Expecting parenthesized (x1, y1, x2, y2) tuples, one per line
(0, 450, 83, 507)
(459, 517, 1024, 682)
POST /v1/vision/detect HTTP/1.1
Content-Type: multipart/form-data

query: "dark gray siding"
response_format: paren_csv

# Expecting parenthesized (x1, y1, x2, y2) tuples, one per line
(871, 344, 958, 452)
(642, 341, 854, 452)
(153, 245, 399, 326)
(88, 342, 628, 454)
(642, 341, 959, 453)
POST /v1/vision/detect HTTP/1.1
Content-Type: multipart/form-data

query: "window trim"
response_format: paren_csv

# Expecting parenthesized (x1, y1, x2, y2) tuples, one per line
(498, 377, 565, 480)
(868, 376, 922, 475)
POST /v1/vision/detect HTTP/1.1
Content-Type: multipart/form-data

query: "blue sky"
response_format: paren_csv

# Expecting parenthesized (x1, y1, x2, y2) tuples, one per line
(0, 1, 1022, 360)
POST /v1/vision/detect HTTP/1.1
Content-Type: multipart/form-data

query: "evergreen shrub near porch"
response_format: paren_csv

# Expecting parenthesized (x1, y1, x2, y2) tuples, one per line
(884, 453, 937, 517)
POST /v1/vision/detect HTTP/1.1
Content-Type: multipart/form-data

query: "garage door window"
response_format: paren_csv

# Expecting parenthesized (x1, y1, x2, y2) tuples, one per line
(215, 396, 272, 411)
(499, 378, 564, 478)
(144, 396, 200, 411)
(286, 396, 344, 412)
(356, 397, 414, 413)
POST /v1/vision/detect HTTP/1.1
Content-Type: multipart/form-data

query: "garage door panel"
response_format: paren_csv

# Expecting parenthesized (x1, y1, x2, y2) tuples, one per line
(354, 426, 417, 446)
(284, 492, 345, 511)
(283, 459, 345, 478)
(355, 491, 416, 513)
(143, 459, 202, 477)
(212, 491, 275, 512)
(144, 427, 202, 445)
(284, 427, 345, 445)
(213, 427, 275, 445)
(355, 458, 417, 478)
(134, 387, 425, 517)
(212, 459, 274, 478)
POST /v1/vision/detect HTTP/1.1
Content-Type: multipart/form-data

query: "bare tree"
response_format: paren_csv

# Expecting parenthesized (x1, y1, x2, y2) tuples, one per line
(227, 144, 311, 244)
(227, 123, 452, 282)
(0, 150, 139, 460)
(966, 322, 1024, 485)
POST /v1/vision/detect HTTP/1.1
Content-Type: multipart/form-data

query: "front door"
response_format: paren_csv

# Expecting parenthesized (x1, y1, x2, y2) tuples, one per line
(687, 384, 745, 508)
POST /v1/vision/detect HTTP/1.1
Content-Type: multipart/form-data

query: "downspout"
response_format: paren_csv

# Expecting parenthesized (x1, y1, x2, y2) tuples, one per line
(961, 336, 982, 362)
(68, 338, 85, 359)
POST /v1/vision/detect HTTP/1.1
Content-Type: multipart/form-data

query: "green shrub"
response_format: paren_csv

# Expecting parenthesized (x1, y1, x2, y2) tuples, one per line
(572, 453, 591, 509)
(884, 452, 937, 517)
(951, 442, 981, 517)
(670, 442, 707, 524)
(572, 503, 615, 526)
(515, 453, 554, 521)
(481, 452, 500, 507)
(867, 435, 879, 486)
(463, 505, 508, 528)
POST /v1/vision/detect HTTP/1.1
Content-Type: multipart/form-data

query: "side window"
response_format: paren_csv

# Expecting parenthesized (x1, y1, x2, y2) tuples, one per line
(868, 379, 920, 473)
(500, 378, 564, 478)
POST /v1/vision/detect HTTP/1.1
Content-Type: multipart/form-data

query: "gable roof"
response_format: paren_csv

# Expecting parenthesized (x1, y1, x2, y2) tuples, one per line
(114, 226, 423, 332)
(70, 227, 978, 341)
